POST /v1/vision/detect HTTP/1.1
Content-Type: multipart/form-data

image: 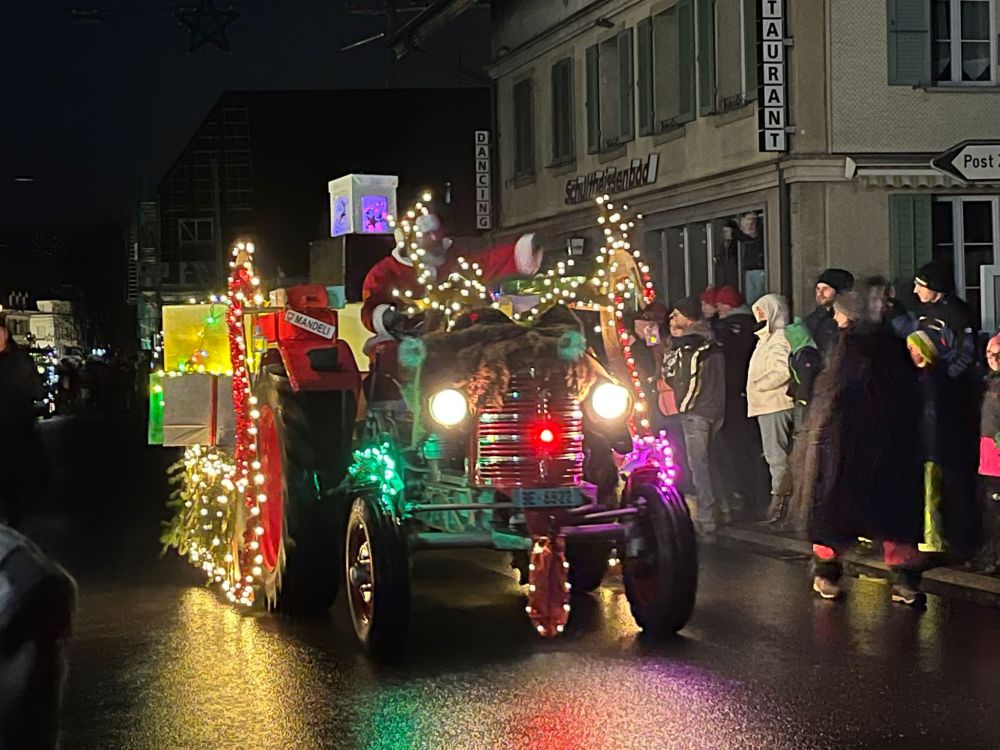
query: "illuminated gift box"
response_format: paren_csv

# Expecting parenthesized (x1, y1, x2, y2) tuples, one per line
(328, 174, 399, 237)
(162, 304, 232, 375)
(161, 373, 235, 447)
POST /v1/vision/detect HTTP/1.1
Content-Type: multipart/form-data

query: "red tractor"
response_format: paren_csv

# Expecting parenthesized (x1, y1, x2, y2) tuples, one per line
(248, 273, 697, 659)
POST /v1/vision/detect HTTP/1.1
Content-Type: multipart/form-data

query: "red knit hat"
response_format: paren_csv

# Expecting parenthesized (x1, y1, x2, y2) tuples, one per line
(700, 286, 718, 305)
(714, 285, 745, 309)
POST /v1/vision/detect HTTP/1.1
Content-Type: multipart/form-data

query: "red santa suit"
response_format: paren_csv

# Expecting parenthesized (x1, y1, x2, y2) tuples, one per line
(361, 222, 541, 350)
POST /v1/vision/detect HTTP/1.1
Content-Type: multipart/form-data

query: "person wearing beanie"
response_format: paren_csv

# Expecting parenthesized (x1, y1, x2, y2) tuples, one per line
(911, 258, 977, 381)
(663, 298, 727, 534)
(805, 267, 855, 358)
(907, 316, 980, 561)
(800, 305, 928, 606)
(700, 286, 719, 319)
(711, 285, 767, 518)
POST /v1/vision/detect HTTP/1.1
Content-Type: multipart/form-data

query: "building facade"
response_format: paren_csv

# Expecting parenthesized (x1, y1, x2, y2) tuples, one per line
(489, 0, 1000, 319)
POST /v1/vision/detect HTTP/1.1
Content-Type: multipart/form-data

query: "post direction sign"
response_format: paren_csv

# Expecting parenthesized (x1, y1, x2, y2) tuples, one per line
(931, 141, 1000, 183)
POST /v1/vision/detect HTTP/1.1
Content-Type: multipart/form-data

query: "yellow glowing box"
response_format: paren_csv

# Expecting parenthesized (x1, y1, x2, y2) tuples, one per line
(162, 304, 232, 374)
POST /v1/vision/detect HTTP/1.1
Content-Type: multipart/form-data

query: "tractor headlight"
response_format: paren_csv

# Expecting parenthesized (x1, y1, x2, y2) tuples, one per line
(591, 382, 631, 420)
(429, 388, 468, 427)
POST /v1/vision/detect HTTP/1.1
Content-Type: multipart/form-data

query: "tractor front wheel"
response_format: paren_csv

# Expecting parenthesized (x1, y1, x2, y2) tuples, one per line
(622, 482, 698, 636)
(345, 495, 410, 660)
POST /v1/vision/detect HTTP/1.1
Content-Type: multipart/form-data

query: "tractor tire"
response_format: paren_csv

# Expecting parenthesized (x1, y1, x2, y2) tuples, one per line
(622, 482, 698, 636)
(345, 494, 410, 661)
(254, 365, 356, 614)
(566, 542, 611, 593)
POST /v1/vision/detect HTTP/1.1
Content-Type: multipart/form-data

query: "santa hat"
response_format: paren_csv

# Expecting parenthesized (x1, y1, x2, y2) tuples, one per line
(714, 285, 745, 309)
(915, 259, 954, 294)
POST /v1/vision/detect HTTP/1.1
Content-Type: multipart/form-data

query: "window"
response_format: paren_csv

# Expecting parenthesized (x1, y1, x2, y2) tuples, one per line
(178, 218, 214, 247)
(600, 29, 635, 149)
(717, 0, 759, 110)
(888, 0, 997, 85)
(932, 0, 996, 83)
(550, 58, 575, 165)
(932, 196, 999, 315)
(648, 1, 697, 132)
(513, 78, 535, 178)
(586, 45, 601, 153)
(655, 210, 767, 300)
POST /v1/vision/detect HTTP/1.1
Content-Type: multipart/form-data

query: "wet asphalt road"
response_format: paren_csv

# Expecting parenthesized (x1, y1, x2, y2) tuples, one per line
(28, 415, 1000, 749)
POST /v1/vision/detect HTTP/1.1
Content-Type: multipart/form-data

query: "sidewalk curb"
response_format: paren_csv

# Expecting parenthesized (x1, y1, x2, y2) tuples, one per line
(714, 525, 1000, 598)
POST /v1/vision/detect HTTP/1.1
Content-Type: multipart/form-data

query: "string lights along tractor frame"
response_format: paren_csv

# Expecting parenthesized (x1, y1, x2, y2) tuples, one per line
(242, 289, 696, 660)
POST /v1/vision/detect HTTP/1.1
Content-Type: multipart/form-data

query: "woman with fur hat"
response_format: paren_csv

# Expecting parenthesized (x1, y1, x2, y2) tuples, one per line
(803, 298, 928, 605)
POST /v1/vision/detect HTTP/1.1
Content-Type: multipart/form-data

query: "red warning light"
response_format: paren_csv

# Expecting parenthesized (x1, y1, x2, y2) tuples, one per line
(539, 428, 555, 443)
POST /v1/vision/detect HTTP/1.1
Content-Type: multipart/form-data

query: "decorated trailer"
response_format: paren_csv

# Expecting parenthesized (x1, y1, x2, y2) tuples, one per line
(154, 178, 696, 660)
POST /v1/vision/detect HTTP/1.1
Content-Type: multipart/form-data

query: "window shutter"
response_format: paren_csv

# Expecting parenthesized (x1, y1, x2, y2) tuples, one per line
(618, 29, 635, 141)
(697, 0, 717, 115)
(513, 79, 535, 177)
(744, 0, 758, 99)
(637, 18, 654, 136)
(889, 193, 933, 290)
(586, 44, 601, 154)
(887, 0, 931, 85)
(678, 0, 696, 122)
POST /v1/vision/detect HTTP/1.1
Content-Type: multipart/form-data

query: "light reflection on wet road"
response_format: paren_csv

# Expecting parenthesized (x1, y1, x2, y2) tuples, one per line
(63, 545, 1000, 749)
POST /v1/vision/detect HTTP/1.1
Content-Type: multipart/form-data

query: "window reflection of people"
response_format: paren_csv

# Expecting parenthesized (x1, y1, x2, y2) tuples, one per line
(714, 221, 740, 289)
(740, 212, 765, 305)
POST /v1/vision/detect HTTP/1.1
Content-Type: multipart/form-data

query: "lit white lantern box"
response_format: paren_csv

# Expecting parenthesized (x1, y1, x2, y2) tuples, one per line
(328, 174, 398, 237)
(162, 373, 235, 447)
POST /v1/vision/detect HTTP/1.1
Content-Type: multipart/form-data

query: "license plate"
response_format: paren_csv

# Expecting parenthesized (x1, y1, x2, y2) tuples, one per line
(512, 487, 581, 508)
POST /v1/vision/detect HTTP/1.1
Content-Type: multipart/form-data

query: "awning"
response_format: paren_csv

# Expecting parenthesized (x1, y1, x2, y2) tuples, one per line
(845, 155, 1000, 189)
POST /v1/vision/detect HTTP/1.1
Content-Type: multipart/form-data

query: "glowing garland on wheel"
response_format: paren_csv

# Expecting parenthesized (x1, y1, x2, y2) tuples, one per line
(224, 241, 268, 607)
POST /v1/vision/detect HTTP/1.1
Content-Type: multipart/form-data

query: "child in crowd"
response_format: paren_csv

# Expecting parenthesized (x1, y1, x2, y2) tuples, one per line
(977, 334, 1000, 572)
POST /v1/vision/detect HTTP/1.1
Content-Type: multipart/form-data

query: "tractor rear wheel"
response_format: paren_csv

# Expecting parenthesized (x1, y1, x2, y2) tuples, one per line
(622, 482, 698, 636)
(253, 365, 355, 614)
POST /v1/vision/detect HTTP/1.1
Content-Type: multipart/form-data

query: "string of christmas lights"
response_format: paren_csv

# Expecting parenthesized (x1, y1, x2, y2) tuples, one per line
(225, 241, 268, 607)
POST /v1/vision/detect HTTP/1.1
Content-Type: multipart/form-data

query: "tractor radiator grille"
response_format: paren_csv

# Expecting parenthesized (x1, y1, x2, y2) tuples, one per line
(472, 371, 584, 489)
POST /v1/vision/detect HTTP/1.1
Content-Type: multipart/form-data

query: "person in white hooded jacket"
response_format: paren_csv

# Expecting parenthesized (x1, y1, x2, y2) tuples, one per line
(748, 294, 795, 524)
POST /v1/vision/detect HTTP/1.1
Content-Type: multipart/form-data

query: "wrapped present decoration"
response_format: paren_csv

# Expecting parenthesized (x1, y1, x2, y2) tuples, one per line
(162, 373, 235, 447)
(162, 304, 232, 375)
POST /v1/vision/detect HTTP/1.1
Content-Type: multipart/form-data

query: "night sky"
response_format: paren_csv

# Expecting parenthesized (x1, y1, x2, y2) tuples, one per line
(1, 0, 490, 295)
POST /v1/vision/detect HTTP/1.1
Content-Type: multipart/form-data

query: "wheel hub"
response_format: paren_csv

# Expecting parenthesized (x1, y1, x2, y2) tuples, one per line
(347, 522, 374, 625)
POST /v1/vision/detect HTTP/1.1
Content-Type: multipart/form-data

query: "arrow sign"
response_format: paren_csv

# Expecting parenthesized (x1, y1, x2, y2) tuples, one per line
(931, 140, 1000, 183)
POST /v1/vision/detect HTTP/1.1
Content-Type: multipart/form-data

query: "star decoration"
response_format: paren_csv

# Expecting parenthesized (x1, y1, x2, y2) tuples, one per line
(175, 0, 239, 52)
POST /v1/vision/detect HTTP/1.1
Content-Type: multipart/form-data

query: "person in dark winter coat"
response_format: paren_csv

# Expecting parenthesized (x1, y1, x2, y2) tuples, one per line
(710, 286, 767, 517)
(664, 296, 727, 533)
(0, 314, 44, 529)
(802, 304, 928, 606)
(804, 268, 855, 360)
(907, 321, 981, 560)
(977, 333, 1000, 571)
(911, 259, 978, 380)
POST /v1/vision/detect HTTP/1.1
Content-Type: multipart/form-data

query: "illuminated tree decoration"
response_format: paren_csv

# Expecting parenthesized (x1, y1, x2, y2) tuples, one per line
(160, 240, 268, 607)
(347, 442, 405, 515)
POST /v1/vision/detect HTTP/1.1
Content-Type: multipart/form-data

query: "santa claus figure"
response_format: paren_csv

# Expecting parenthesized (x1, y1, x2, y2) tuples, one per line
(361, 212, 542, 351)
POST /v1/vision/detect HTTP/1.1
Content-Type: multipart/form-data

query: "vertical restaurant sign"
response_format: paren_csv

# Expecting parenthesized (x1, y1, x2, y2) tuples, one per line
(475, 130, 492, 230)
(758, 0, 788, 152)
